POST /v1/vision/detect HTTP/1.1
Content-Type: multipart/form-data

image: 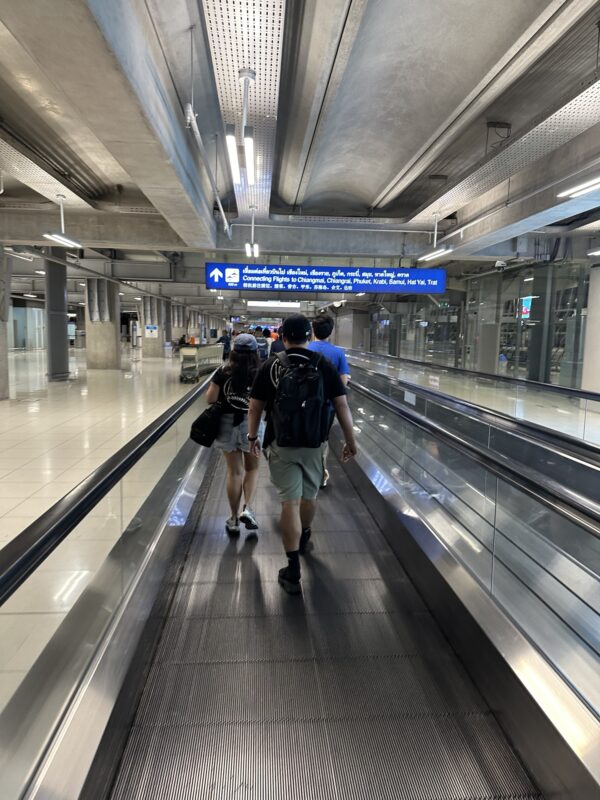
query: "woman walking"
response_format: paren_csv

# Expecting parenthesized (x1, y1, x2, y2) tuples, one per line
(206, 334, 261, 536)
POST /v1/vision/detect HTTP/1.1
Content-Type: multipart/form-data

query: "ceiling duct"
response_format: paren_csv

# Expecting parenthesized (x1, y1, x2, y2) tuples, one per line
(412, 72, 600, 225)
(0, 135, 91, 209)
(201, 0, 286, 220)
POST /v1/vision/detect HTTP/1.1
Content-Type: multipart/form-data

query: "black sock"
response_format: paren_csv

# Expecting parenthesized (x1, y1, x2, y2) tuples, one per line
(286, 550, 301, 579)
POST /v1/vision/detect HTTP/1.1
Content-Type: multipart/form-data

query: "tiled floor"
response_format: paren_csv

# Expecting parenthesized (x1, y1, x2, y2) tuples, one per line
(348, 353, 600, 445)
(0, 348, 196, 713)
(0, 349, 190, 551)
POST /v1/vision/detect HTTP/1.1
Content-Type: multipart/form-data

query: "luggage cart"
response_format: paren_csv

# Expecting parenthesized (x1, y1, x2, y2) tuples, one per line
(179, 346, 201, 383)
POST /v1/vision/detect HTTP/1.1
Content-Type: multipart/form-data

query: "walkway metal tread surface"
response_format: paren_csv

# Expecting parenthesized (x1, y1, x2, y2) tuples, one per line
(110, 459, 542, 800)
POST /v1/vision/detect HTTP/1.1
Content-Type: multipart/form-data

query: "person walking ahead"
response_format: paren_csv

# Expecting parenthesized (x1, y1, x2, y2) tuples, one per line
(206, 334, 261, 536)
(216, 329, 231, 361)
(247, 314, 357, 593)
(308, 314, 351, 488)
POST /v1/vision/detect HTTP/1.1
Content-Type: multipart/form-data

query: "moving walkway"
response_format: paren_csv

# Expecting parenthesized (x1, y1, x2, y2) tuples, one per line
(0, 370, 598, 798)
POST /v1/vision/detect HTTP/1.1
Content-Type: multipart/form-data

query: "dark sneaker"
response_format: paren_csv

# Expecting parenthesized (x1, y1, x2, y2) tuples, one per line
(299, 527, 313, 555)
(278, 566, 302, 594)
(239, 505, 258, 530)
(225, 516, 240, 536)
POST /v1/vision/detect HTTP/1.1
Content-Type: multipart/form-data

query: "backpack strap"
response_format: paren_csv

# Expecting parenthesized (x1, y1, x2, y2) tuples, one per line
(276, 351, 290, 369)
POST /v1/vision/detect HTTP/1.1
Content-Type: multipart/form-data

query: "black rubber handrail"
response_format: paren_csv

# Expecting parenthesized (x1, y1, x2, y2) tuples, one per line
(346, 348, 600, 403)
(349, 360, 600, 466)
(350, 380, 600, 539)
(0, 373, 214, 606)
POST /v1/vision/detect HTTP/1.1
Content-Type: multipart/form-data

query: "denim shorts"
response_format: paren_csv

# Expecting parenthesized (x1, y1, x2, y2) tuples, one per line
(214, 413, 250, 453)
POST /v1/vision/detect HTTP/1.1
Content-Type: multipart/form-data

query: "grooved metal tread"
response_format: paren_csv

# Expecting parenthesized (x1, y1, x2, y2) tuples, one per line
(110, 460, 541, 800)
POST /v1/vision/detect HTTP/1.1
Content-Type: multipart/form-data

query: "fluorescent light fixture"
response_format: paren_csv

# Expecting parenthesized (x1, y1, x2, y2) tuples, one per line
(78, 301, 85, 306)
(23, 293, 37, 298)
(119, 292, 125, 296)
(209, 288, 217, 293)
(557, 176, 600, 198)
(523, 276, 534, 282)
(134, 296, 142, 301)
(247, 300, 301, 309)
(244, 125, 255, 185)
(588, 249, 600, 256)
(253, 242, 259, 258)
(79, 282, 86, 286)
(8, 250, 34, 262)
(356, 292, 366, 296)
(418, 247, 451, 262)
(245, 242, 252, 257)
(217, 295, 224, 300)
(43, 232, 82, 248)
(225, 123, 241, 184)
(35, 269, 46, 275)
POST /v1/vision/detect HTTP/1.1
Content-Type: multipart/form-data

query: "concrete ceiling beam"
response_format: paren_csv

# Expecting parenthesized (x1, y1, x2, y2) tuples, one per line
(215, 219, 427, 257)
(428, 118, 600, 260)
(0, 210, 186, 250)
(0, 0, 216, 247)
(372, 0, 599, 210)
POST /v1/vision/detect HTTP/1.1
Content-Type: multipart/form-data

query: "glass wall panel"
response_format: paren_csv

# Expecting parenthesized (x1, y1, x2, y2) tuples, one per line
(365, 261, 593, 391)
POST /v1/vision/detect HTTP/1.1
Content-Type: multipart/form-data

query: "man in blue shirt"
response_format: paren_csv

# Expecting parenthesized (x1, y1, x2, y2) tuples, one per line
(308, 314, 351, 487)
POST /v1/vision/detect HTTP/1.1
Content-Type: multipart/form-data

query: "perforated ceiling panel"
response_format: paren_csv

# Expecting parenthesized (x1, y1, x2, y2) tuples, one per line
(202, 0, 285, 219)
(412, 77, 600, 225)
(0, 138, 90, 209)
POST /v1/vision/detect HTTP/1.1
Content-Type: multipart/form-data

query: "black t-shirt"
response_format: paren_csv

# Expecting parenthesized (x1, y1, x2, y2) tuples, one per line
(212, 366, 254, 414)
(250, 348, 346, 446)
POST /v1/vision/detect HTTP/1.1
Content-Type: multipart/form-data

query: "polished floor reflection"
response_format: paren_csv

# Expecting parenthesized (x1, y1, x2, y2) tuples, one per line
(348, 352, 600, 445)
(0, 349, 189, 551)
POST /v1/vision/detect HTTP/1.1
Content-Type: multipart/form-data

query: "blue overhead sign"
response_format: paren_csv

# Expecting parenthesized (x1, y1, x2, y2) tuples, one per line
(205, 263, 446, 294)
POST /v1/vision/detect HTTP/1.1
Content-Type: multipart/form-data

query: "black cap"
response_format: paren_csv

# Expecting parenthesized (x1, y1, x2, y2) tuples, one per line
(282, 314, 312, 342)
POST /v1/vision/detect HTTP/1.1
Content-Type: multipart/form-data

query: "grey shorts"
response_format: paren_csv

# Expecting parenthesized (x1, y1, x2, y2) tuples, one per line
(267, 441, 326, 502)
(214, 413, 250, 453)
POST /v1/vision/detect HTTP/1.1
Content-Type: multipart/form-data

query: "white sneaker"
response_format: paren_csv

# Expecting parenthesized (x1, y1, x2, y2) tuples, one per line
(239, 505, 258, 530)
(225, 516, 240, 536)
(320, 469, 330, 489)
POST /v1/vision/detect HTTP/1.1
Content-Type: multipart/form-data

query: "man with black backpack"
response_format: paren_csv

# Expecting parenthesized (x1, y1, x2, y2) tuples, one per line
(247, 314, 357, 594)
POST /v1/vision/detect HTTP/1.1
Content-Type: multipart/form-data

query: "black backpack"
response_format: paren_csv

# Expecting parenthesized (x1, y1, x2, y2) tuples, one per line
(271, 352, 330, 448)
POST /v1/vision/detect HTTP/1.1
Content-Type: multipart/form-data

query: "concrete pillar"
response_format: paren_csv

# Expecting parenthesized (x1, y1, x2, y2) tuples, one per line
(333, 310, 370, 350)
(45, 254, 69, 381)
(143, 297, 166, 356)
(0, 246, 10, 399)
(85, 279, 121, 369)
(75, 306, 86, 349)
(582, 265, 600, 392)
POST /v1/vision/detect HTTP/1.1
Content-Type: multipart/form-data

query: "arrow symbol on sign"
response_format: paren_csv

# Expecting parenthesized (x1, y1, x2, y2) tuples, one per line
(210, 267, 223, 281)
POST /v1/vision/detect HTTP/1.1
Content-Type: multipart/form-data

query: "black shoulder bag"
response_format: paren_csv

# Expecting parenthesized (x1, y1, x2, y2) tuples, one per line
(190, 403, 223, 447)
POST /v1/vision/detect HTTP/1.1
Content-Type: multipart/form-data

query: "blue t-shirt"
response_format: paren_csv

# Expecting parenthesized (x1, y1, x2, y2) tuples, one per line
(308, 340, 350, 376)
